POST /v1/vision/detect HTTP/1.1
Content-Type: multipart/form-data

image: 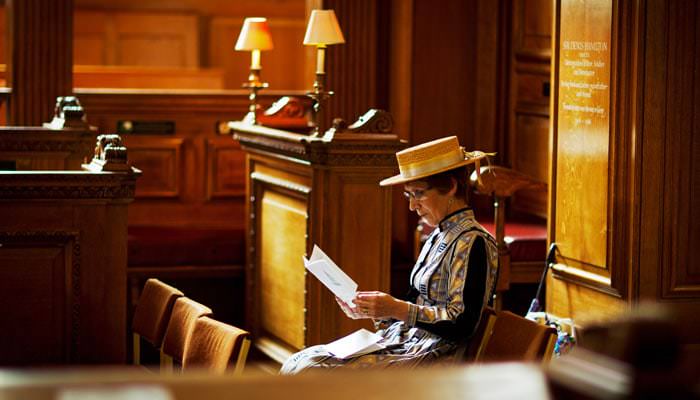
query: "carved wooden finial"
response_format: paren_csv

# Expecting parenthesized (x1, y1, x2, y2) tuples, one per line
(346, 109, 393, 133)
(44, 96, 92, 130)
(83, 134, 131, 172)
(320, 109, 394, 140)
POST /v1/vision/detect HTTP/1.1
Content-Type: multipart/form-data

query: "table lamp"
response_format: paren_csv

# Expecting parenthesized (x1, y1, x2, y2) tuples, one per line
(303, 9, 345, 136)
(235, 17, 274, 124)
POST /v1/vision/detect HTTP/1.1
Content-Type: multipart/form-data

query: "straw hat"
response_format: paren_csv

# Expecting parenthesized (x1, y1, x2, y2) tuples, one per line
(380, 136, 491, 186)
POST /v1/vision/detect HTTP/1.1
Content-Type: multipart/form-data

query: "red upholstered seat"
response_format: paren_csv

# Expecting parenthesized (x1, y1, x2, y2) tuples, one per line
(479, 218, 547, 263)
(128, 226, 245, 266)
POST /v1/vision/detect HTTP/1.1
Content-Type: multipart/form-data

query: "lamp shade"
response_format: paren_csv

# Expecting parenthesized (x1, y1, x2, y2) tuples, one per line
(303, 10, 345, 46)
(235, 17, 274, 51)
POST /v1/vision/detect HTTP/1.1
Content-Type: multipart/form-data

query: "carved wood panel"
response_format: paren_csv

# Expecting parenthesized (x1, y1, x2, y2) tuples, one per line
(656, 0, 700, 300)
(205, 138, 246, 200)
(639, 0, 700, 348)
(122, 136, 183, 199)
(0, 231, 80, 365)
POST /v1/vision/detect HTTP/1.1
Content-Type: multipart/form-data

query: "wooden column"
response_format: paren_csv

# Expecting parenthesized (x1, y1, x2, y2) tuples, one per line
(6, 0, 73, 125)
(318, 0, 390, 130)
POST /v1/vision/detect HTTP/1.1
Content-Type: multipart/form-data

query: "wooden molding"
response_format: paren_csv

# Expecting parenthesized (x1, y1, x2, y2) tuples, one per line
(0, 171, 138, 199)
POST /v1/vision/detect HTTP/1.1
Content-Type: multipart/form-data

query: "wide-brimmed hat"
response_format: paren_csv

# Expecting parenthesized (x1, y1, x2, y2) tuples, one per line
(380, 136, 491, 186)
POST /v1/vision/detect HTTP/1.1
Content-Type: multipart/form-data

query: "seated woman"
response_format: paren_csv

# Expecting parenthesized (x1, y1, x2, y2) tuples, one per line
(280, 136, 499, 374)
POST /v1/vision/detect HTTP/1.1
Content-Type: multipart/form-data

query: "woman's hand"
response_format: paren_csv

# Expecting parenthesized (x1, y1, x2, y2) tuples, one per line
(353, 291, 409, 320)
(335, 297, 366, 320)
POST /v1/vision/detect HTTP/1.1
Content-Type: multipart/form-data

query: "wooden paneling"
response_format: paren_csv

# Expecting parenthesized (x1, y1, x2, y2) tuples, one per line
(259, 189, 307, 350)
(75, 0, 306, 18)
(69, 1, 308, 90)
(410, 0, 476, 148)
(6, 0, 73, 125)
(0, 232, 79, 365)
(639, 0, 700, 345)
(521, 0, 553, 52)
(547, 270, 626, 326)
(76, 90, 296, 229)
(73, 66, 225, 90)
(74, 10, 198, 67)
(123, 136, 183, 199)
(209, 17, 307, 91)
(548, 0, 700, 354)
(73, 11, 109, 65)
(206, 138, 245, 199)
(507, 0, 552, 218)
(330, 173, 392, 336)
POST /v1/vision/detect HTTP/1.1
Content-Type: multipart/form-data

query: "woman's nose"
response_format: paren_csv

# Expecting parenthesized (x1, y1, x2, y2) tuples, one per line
(409, 197, 418, 211)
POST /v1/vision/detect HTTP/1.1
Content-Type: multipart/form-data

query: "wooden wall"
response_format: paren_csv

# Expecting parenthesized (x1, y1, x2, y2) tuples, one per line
(638, 0, 700, 353)
(547, 0, 700, 365)
(71, 0, 308, 90)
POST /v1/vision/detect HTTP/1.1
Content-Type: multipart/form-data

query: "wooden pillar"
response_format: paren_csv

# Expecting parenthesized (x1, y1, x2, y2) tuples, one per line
(319, 0, 389, 130)
(6, 0, 73, 125)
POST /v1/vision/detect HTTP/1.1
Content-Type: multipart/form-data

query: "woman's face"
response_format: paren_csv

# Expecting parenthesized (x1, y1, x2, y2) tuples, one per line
(404, 179, 456, 227)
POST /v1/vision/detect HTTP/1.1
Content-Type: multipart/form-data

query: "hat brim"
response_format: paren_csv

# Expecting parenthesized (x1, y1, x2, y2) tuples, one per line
(379, 154, 486, 186)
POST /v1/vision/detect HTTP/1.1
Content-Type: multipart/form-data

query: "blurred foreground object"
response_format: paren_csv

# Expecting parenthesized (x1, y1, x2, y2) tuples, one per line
(547, 303, 699, 399)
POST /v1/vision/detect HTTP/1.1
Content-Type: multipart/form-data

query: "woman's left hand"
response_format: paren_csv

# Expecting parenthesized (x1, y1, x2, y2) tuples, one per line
(353, 291, 408, 320)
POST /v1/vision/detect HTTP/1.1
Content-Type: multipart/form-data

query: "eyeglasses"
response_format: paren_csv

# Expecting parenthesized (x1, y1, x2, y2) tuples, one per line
(403, 187, 432, 201)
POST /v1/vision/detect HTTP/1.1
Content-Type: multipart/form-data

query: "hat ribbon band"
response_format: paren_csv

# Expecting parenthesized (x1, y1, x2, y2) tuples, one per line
(399, 147, 464, 178)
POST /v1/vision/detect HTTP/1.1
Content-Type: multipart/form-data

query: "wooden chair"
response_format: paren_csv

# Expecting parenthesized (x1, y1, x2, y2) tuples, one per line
(131, 278, 184, 365)
(477, 310, 557, 363)
(470, 165, 547, 310)
(182, 316, 251, 375)
(160, 297, 213, 372)
(452, 306, 498, 362)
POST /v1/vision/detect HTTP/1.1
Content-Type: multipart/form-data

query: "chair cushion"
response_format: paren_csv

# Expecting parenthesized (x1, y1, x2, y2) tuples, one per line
(479, 219, 547, 262)
(132, 279, 183, 346)
(161, 297, 213, 363)
(128, 226, 245, 266)
(183, 316, 250, 373)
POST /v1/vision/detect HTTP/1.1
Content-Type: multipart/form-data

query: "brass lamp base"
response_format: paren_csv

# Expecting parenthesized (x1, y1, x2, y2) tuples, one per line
(306, 72, 334, 137)
(243, 68, 269, 125)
